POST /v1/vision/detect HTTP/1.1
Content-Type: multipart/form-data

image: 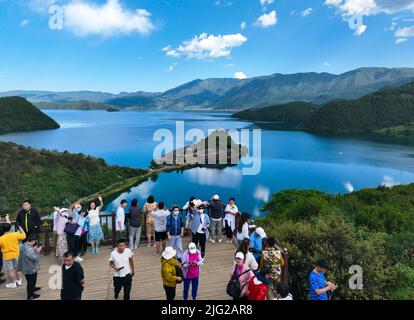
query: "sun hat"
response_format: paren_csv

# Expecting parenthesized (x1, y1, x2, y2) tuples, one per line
(188, 242, 197, 254)
(235, 252, 245, 260)
(255, 227, 267, 238)
(162, 247, 176, 260)
(212, 194, 220, 200)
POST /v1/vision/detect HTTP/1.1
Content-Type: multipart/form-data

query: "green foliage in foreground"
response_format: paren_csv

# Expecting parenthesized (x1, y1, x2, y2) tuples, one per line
(259, 185, 414, 300)
(0, 96, 60, 134)
(0, 141, 146, 215)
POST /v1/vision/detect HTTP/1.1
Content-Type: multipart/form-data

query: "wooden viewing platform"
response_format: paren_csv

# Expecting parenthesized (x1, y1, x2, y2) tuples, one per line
(0, 240, 238, 300)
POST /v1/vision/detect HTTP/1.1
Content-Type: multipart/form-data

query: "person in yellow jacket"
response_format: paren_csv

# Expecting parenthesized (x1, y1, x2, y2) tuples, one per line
(161, 246, 183, 300)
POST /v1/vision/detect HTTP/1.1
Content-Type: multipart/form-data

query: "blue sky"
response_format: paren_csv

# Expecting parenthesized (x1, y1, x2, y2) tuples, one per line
(0, 0, 413, 93)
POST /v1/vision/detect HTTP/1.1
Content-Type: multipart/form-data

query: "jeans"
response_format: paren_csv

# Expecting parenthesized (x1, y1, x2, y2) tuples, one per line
(192, 233, 206, 258)
(113, 274, 132, 300)
(25, 273, 38, 298)
(66, 234, 80, 257)
(164, 285, 176, 300)
(210, 218, 223, 241)
(79, 233, 88, 254)
(129, 226, 142, 249)
(183, 277, 199, 300)
(168, 235, 183, 259)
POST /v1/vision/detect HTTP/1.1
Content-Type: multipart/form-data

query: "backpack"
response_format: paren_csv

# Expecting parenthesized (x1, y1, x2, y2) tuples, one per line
(226, 268, 251, 298)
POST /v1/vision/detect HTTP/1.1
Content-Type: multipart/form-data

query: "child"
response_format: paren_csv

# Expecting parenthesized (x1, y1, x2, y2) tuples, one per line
(181, 242, 203, 300)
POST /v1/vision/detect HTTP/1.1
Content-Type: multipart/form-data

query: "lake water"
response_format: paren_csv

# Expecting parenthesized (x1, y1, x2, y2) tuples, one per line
(1, 110, 414, 217)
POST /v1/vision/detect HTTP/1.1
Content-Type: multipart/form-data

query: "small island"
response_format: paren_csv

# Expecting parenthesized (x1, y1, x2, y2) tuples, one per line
(106, 106, 120, 112)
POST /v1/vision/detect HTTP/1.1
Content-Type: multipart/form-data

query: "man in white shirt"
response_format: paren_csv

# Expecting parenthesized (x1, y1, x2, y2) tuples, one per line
(116, 199, 128, 240)
(151, 202, 171, 256)
(109, 239, 135, 300)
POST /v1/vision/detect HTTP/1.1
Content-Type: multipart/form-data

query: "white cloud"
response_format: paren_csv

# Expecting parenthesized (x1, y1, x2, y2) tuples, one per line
(323, 61, 331, 67)
(240, 21, 247, 30)
(20, 19, 29, 27)
(253, 185, 270, 202)
(162, 33, 247, 60)
(343, 182, 354, 193)
(260, 0, 274, 6)
(354, 24, 367, 35)
(395, 37, 408, 43)
(254, 10, 277, 28)
(164, 63, 178, 72)
(395, 25, 414, 37)
(60, 0, 155, 37)
(301, 8, 314, 16)
(234, 71, 247, 79)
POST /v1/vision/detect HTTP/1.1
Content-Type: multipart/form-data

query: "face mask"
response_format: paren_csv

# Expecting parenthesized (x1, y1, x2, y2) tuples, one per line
(173, 211, 179, 216)
(198, 209, 204, 214)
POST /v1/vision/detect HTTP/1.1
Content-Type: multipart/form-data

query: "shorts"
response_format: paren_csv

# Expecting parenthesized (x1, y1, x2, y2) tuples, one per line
(4, 258, 18, 271)
(155, 231, 167, 242)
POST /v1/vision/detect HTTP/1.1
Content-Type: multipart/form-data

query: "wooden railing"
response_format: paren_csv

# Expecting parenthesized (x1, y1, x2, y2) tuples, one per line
(1, 208, 289, 286)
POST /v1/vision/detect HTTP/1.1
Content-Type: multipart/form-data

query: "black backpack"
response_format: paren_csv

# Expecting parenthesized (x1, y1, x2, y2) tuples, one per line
(226, 268, 251, 298)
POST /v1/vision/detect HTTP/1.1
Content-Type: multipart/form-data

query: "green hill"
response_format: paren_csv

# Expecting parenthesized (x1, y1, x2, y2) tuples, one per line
(0, 141, 146, 215)
(301, 81, 414, 133)
(259, 184, 414, 300)
(0, 96, 60, 134)
(232, 101, 318, 126)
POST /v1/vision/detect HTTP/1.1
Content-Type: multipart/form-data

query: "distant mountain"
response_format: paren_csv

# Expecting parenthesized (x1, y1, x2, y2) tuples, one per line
(34, 100, 112, 110)
(232, 81, 414, 134)
(2, 67, 414, 111)
(0, 96, 60, 134)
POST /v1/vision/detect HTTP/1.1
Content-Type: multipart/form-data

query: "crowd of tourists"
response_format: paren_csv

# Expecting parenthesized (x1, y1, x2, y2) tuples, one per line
(0, 195, 337, 300)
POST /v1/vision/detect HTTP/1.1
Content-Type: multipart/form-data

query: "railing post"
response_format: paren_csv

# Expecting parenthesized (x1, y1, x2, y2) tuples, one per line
(282, 248, 289, 286)
(111, 210, 116, 247)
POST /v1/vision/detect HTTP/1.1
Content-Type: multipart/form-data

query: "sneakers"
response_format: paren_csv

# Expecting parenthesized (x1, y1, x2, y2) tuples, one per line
(218, 239, 223, 243)
(74, 256, 83, 262)
(211, 239, 216, 244)
(27, 293, 40, 300)
(225, 240, 231, 244)
(5, 282, 17, 289)
(153, 252, 159, 257)
(16, 278, 23, 286)
(95, 248, 100, 254)
(34, 287, 41, 292)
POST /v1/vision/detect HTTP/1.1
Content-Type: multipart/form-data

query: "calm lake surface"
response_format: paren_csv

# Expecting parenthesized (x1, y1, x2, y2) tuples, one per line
(1, 110, 414, 216)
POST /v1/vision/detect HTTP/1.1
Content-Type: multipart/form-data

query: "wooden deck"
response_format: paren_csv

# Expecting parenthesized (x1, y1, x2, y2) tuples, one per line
(0, 239, 236, 300)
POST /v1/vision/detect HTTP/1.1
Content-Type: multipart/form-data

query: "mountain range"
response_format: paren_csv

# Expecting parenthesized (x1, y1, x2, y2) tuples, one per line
(1, 67, 414, 111)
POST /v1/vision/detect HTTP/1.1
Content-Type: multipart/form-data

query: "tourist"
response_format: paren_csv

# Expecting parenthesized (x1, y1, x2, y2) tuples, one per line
(182, 242, 203, 300)
(190, 203, 210, 258)
(0, 223, 25, 288)
(73, 207, 89, 261)
(260, 237, 284, 299)
(309, 259, 337, 300)
(161, 246, 183, 301)
(16, 199, 41, 241)
(87, 196, 104, 254)
(152, 202, 170, 256)
(53, 205, 69, 262)
(207, 195, 225, 243)
(128, 199, 142, 250)
(236, 212, 251, 247)
(237, 238, 258, 271)
(143, 195, 157, 247)
(274, 282, 293, 300)
(109, 239, 135, 300)
(20, 233, 42, 300)
(166, 205, 184, 260)
(183, 196, 201, 237)
(224, 197, 238, 243)
(249, 227, 267, 263)
(116, 199, 128, 240)
(248, 266, 271, 300)
(61, 251, 85, 300)
(228, 252, 254, 300)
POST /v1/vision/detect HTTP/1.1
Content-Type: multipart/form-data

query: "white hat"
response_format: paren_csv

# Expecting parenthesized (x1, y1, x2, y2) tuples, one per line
(162, 247, 176, 260)
(192, 199, 203, 207)
(212, 194, 219, 200)
(255, 227, 267, 239)
(188, 242, 197, 254)
(235, 252, 245, 260)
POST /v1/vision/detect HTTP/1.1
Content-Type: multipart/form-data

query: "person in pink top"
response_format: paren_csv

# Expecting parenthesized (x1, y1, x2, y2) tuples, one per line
(181, 242, 203, 300)
(229, 251, 254, 300)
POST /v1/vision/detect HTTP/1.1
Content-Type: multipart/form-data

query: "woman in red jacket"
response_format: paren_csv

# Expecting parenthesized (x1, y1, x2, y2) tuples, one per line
(248, 267, 271, 300)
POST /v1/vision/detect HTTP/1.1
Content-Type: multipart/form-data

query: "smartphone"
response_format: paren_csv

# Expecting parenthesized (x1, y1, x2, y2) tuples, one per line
(116, 266, 125, 271)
